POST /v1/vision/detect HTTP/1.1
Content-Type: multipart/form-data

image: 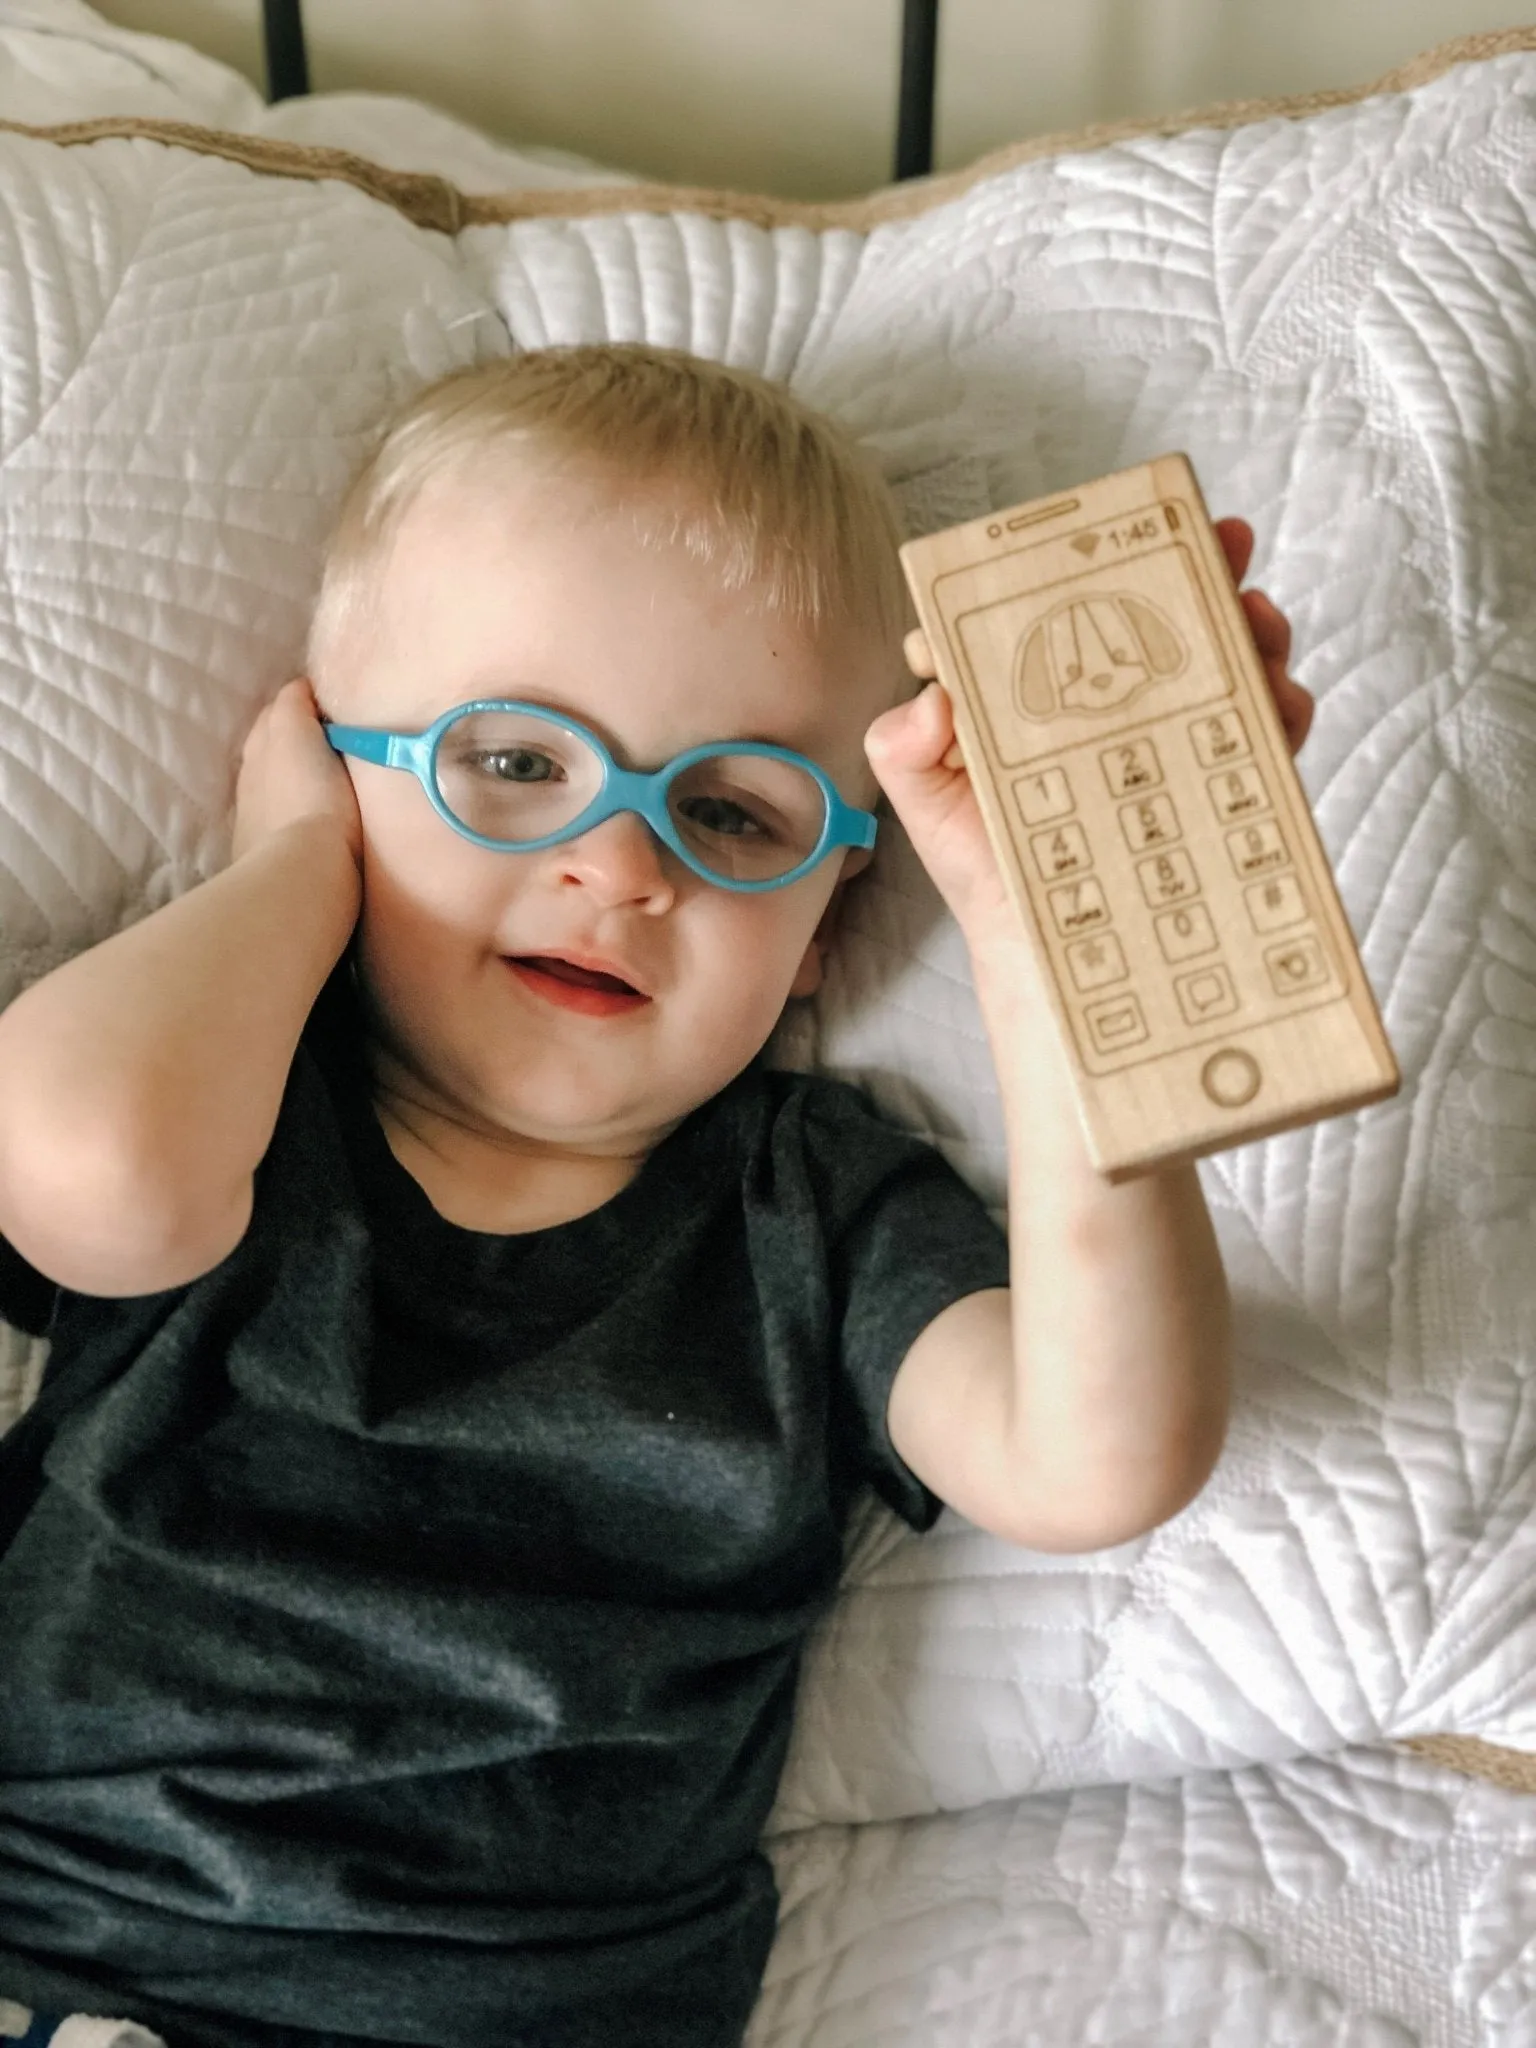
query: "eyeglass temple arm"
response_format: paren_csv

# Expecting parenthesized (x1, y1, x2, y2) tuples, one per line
(823, 786, 879, 849)
(323, 723, 409, 768)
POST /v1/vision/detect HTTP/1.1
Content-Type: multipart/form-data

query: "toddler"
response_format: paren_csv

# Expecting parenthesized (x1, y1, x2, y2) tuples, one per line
(0, 345, 1310, 2048)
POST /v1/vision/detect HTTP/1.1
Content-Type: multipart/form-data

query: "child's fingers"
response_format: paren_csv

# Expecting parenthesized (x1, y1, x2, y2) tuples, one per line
(1213, 516, 1254, 588)
(1235, 590, 1314, 754)
(233, 676, 362, 863)
(891, 650, 965, 767)
(1241, 588, 1292, 666)
(867, 682, 968, 774)
(1273, 673, 1315, 754)
(904, 628, 938, 680)
(865, 681, 959, 777)
(865, 683, 1012, 931)
(241, 677, 314, 755)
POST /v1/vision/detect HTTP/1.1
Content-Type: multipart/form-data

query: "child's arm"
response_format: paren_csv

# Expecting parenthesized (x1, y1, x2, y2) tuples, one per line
(869, 524, 1311, 1552)
(0, 679, 361, 1297)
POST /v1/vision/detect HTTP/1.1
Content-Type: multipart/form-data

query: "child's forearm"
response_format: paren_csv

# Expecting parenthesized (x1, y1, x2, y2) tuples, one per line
(871, 547, 1302, 1548)
(0, 817, 360, 1291)
(975, 931, 1233, 1540)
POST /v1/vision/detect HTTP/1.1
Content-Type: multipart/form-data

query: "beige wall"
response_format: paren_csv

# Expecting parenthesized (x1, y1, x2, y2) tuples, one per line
(95, 0, 1536, 196)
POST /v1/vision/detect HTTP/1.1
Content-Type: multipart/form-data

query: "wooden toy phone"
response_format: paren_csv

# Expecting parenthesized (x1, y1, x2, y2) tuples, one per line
(899, 454, 1400, 1181)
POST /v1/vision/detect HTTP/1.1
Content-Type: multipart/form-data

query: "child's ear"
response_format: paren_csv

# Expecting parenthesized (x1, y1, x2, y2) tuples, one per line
(788, 849, 872, 998)
(788, 922, 831, 999)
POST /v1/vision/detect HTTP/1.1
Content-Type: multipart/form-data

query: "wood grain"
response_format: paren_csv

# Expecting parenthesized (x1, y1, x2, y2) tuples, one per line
(900, 454, 1399, 1180)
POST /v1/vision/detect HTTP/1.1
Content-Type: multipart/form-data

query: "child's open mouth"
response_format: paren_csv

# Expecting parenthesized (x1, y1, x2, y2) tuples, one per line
(504, 955, 652, 1018)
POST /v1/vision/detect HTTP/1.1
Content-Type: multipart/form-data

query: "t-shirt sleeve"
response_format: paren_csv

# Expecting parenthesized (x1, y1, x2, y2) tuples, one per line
(0, 1232, 59, 1337)
(800, 1079, 1010, 1532)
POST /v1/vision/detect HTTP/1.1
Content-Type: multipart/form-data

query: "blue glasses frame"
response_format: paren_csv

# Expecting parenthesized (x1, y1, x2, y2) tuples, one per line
(323, 698, 878, 893)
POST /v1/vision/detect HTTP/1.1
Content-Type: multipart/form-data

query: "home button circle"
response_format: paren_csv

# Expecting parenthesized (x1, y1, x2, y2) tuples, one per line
(1201, 1048, 1261, 1108)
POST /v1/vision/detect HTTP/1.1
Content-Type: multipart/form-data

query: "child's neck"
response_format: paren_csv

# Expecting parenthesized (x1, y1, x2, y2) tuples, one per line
(370, 1072, 652, 1236)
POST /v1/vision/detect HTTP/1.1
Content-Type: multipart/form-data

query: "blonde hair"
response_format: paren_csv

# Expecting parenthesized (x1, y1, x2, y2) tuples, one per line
(307, 344, 910, 685)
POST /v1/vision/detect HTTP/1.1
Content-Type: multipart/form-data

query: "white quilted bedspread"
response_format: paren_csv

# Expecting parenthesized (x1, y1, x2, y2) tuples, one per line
(3, 8, 1536, 2042)
(754, 1744, 1536, 2047)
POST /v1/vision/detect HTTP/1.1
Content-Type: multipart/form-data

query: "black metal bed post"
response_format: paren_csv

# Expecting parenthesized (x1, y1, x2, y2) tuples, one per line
(894, 0, 940, 180)
(262, 0, 310, 102)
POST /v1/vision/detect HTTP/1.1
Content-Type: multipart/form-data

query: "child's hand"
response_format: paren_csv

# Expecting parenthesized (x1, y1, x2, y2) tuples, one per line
(866, 517, 1312, 940)
(232, 677, 363, 867)
(865, 677, 1017, 940)
(1214, 518, 1313, 754)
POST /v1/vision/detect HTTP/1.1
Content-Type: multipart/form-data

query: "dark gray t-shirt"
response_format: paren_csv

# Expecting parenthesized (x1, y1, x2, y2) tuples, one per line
(0, 970, 1008, 2048)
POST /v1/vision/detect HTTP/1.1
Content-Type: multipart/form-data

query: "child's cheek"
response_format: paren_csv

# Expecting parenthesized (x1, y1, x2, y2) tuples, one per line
(706, 890, 832, 1020)
(355, 777, 504, 919)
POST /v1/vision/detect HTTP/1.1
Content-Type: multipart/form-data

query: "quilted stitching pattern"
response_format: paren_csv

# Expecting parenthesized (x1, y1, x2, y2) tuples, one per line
(752, 1746, 1536, 2045)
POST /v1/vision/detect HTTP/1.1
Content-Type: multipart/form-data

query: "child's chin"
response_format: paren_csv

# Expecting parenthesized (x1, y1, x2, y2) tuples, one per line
(485, 1071, 708, 1157)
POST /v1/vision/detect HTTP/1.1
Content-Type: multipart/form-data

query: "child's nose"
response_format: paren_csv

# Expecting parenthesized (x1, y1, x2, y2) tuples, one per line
(556, 810, 678, 911)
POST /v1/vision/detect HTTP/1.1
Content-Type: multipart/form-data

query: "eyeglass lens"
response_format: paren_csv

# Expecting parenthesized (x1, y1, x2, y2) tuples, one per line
(432, 708, 830, 882)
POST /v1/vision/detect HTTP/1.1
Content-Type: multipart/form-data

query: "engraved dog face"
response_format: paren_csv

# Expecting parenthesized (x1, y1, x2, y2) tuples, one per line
(1015, 592, 1187, 719)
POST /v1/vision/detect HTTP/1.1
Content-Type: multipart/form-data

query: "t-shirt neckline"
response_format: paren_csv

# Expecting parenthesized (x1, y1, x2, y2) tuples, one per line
(311, 970, 756, 1283)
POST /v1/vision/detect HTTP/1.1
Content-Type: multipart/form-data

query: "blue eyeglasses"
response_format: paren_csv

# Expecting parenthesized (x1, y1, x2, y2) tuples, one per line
(323, 699, 878, 892)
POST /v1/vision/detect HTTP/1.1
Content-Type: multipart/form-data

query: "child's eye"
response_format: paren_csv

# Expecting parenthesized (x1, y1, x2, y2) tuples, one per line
(473, 747, 565, 784)
(675, 794, 774, 840)
(667, 754, 826, 879)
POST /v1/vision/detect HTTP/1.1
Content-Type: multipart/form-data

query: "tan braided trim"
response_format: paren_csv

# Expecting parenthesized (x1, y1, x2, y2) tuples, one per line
(3, 25, 1536, 234)
(0, 121, 472, 233)
(1402, 1734, 1536, 1794)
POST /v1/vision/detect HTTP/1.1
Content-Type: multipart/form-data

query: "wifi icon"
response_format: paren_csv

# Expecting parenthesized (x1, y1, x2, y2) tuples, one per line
(1070, 532, 1102, 557)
